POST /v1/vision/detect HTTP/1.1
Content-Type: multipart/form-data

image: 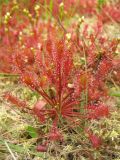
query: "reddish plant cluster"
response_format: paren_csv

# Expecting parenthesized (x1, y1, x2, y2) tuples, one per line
(13, 36, 81, 122)
(69, 22, 120, 102)
(4, 29, 119, 150)
(78, 0, 97, 15)
(98, 2, 120, 23)
(0, 0, 119, 72)
(0, 2, 30, 73)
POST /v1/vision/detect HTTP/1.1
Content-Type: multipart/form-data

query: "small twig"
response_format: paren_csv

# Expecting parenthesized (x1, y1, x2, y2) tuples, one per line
(57, 17, 67, 34)
(82, 39, 88, 107)
(0, 73, 19, 78)
(4, 141, 17, 160)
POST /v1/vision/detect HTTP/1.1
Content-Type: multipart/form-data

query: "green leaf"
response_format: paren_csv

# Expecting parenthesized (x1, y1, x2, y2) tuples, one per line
(26, 126, 38, 138)
(5, 0, 9, 3)
(59, 2, 64, 20)
(0, 0, 9, 4)
(98, 0, 105, 5)
(98, 0, 106, 9)
(110, 92, 120, 97)
(49, 0, 53, 14)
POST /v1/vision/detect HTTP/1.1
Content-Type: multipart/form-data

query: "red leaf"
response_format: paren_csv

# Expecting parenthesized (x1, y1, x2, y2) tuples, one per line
(4, 92, 27, 108)
(33, 100, 46, 123)
(87, 104, 109, 119)
(37, 144, 47, 152)
(89, 134, 102, 148)
(48, 126, 63, 141)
